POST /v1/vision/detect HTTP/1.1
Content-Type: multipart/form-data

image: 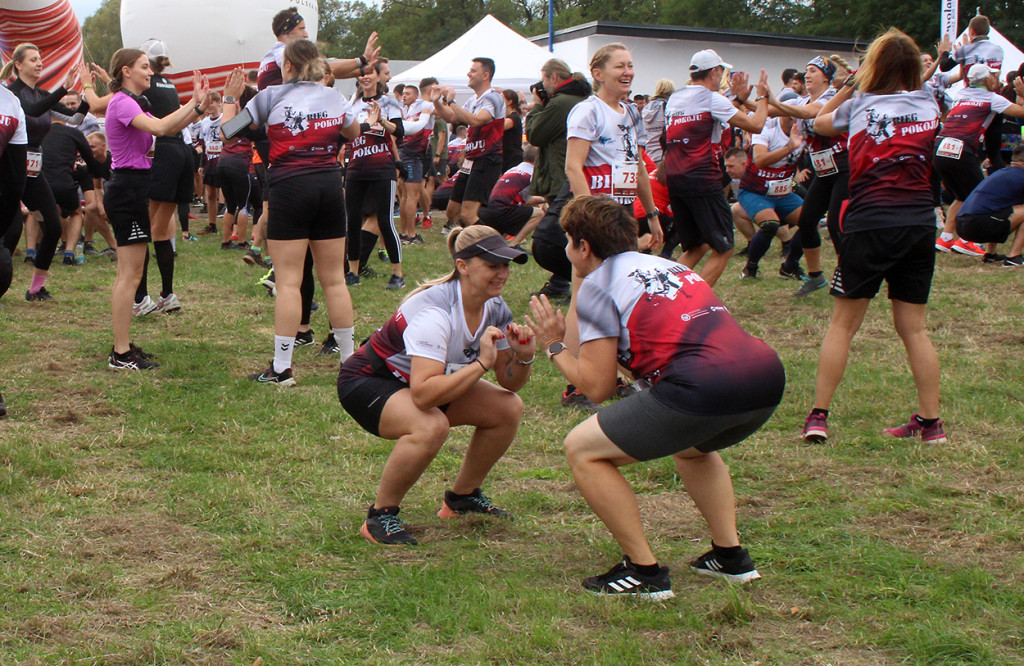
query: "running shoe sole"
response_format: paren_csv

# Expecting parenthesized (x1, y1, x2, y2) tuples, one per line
(691, 566, 762, 584)
(359, 521, 416, 546)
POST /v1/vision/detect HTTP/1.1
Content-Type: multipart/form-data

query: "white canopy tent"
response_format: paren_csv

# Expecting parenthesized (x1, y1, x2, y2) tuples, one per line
(390, 15, 589, 96)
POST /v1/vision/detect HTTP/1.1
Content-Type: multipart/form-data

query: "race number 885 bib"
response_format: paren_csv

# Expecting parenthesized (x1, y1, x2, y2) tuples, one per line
(767, 178, 792, 197)
(810, 149, 838, 177)
(936, 137, 964, 160)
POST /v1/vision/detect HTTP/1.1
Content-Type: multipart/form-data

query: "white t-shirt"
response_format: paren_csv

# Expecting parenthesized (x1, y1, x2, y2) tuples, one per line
(566, 95, 646, 204)
(0, 84, 28, 155)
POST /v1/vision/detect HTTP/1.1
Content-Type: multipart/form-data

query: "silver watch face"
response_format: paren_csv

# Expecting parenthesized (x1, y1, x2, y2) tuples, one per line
(548, 342, 565, 356)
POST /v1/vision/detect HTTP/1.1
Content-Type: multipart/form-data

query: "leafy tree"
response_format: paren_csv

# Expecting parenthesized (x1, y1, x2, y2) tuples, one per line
(81, 0, 122, 71)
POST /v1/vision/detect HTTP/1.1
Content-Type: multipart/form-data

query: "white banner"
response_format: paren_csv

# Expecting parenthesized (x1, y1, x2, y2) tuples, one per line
(941, 0, 958, 40)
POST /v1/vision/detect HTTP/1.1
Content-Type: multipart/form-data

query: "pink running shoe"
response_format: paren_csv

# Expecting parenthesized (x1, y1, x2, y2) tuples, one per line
(801, 412, 828, 443)
(883, 415, 947, 443)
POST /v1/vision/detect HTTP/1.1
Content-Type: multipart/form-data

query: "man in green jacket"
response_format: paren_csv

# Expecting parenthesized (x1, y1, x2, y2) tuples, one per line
(525, 62, 591, 200)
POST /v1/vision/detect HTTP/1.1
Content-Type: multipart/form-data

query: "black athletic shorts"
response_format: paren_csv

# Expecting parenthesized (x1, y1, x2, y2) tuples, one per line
(451, 157, 502, 206)
(104, 169, 152, 246)
(956, 208, 1013, 244)
(202, 159, 221, 188)
(267, 170, 346, 241)
(149, 138, 195, 203)
(73, 164, 94, 193)
(255, 161, 269, 202)
(338, 374, 450, 437)
(932, 152, 983, 202)
(598, 387, 778, 462)
(830, 225, 934, 303)
(219, 164, 250, 215)
(669, 192, 734, 253)
(476, 204, 533, 236)
(400, 150, 424, 184)
(51, 182, 80, 217)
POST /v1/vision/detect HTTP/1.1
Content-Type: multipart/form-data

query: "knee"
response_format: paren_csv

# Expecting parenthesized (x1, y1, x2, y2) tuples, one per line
(419, 413, 450, 449)
(761, 220, 780, 237)
(563, 425, 595, 466)
(498, 391, 524, 426)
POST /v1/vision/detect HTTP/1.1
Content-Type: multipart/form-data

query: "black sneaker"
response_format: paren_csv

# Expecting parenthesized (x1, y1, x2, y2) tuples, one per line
(1002, 255, 1024, 268)
(358, 265, 379, 279)
(531, 281, 571, 305)
(735, 245, 749, 257)
(243, 248, 262, 265)
(318, 333, 339, 356)
(345, 271, 360, 286)
(83, 241, 98, 256)
(778, 263, 807, 280)
(295, 329, 315, 346)
(23, 252, 36, 264)
(562, 385, 600, 413)
(248, 363, 296, 386)
(690, 545, 761, 583)
(377, 248, 389, 262)
(62, 254, 75, 266)
(410, 234, 425, 245)
(129, 343, 156, 360)
(385, 274, 405, 291)
(360, 506, 418, 545)
(982, 252, 1007, 264)
(221, 241, 243, 250)
(108, 347, 159, 370)
(740, 264, 758, 279)
(400, 234, 412, 245)
(437, 488, 512, 520)
(25, 287, 53, 302)
(582, 557, 675, 601)
(794, 273, 828, 298)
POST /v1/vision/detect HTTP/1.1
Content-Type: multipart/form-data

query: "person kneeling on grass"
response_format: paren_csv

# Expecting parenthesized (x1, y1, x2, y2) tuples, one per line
(338, 225, 535, 546)
(526, 195, 785, 600)
(954, 144, 1024, 268)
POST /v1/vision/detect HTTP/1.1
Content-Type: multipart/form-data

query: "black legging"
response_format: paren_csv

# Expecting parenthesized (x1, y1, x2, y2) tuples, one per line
(530, 181, 573, 286)
(19, 172, 62, 272)
(783, 161, 849, 271)
(345, 178, 401, 265)
(219, 164, 250, 216)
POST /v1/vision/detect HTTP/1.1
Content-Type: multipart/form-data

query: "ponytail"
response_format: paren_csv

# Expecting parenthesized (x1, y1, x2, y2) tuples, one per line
(0, 43, 39, 82)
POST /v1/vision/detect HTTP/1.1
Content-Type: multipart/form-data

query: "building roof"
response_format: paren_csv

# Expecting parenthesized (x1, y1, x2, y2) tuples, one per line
(530, 20, 861, 52)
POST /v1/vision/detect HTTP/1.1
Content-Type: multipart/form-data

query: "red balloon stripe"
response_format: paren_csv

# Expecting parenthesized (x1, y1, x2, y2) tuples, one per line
(0, 1, 83, 91)
(167, 62, 259, 104)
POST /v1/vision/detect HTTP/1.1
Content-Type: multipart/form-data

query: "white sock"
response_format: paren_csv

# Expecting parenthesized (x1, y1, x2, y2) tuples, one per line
(334, 327, 355, 361)
(273, 335, 294, 373)
(170, 237, 177, 253)
(940, 232, 954, 242)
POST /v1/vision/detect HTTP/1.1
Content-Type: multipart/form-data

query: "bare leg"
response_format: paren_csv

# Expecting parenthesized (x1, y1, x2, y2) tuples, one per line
(111, 243, 147, 353)
(444, 381, 524, 493)
(309, 236, 354, 328)
(812, 297, 872, 410)
(374, 389, 451, 508)
(891, 300, 940, 419)
(699, 248, 734, 287)
(673, 449, 739, 547)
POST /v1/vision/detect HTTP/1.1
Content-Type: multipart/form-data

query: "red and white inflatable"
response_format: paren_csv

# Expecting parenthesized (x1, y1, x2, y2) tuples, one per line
(120, 0, 319, 100)
(0, 0, 82, 90)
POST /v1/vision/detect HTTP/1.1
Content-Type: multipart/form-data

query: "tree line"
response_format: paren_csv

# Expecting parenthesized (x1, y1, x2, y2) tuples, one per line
(83, 0, 1022, 80)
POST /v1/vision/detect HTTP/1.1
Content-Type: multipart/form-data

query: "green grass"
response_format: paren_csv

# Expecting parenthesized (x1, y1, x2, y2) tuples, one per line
(1, 225, 1023, 663)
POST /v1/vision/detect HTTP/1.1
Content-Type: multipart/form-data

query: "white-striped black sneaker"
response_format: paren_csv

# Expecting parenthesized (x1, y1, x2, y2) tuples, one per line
(582, 557, 674, 601)
(248, 363, 295, 386)
(295, 329, 315, 346)
(690, 546, 761, 583)
(108, 347, 159, 370)
(318, 334, 339, 356)
(360, 506, 418, 546)
(437, 488, 512, 519)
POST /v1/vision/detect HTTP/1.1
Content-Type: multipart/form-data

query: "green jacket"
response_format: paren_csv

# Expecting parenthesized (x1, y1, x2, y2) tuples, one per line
(525, 78, 591, 199)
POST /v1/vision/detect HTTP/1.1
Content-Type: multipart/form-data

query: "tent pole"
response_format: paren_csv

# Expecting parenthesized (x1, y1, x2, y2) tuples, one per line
(548, 0, 554, 52)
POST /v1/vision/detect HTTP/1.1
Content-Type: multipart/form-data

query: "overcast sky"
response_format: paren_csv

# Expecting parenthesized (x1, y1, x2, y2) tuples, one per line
(72, 0, 103, 23)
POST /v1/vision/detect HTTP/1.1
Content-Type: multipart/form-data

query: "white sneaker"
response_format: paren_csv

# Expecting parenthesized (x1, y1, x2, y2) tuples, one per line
(156, 292, 181, 313)
(132, 295, 157, 317)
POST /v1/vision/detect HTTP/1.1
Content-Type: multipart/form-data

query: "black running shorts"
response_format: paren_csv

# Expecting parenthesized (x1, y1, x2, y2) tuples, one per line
(149, 138, 195, 203)
(267, 170, 346, 241)
(202, 160, 221, 188)
(476, 204, 533, 236)
(668, 192, 735, 253)
(50, 182, 80, 217)
(956, 209, 1013, 244)
(104, 169, 152, 246)
(829, 225, 935, 303)
(932, 152, 984, 202)
(598, 388, 777, 462)
(338, 374, 450, 437)
(451, 157, 502, 206)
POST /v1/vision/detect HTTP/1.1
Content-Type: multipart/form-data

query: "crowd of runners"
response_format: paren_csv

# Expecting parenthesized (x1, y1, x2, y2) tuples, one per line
(1, 8, 1023, 599)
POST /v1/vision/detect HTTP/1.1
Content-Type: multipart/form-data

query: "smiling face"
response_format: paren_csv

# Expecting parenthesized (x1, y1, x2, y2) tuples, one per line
(358, 68, 379, 95)
(283, 20, 308, 43)
(87, 134, 106, 161)
(16, 48, 42, 83)
(593, 48, 634, 100)
(458, 256, 511, 299)
(122, 54, 153, 94)
(804, 64, 830, 95)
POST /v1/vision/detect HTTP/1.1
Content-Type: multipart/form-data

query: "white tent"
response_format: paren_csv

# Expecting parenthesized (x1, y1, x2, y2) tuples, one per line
(390, 15, 589, 95)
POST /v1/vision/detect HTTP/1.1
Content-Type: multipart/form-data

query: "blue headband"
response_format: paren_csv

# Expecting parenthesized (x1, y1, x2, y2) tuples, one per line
(807, 56, 836, 81)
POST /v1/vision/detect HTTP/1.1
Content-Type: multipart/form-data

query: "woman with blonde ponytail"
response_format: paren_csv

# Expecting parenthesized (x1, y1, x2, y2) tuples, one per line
(3, 42, 84, 301)
(338, 225, 535, 547)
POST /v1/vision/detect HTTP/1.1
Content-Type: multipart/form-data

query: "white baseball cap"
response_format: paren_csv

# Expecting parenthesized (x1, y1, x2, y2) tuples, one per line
(967, 63, 994, 83)
(689, 49, 733, 73)
(141, 39, 171, 64)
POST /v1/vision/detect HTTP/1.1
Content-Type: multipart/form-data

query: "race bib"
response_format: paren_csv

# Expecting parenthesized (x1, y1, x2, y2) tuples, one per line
(445, 361, 470, 375)
(611, 161, 639, 200)
(766, 178, 793, 197)
(206, 140, 223, 157)
(26, 151, 42, 178)
(459, 158, 474, 175)
(936, 137, 964, 160)
(810, 149, 838, 177)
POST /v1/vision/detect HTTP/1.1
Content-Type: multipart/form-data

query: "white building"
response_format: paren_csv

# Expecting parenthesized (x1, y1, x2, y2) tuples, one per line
(529, 21, 861, 96)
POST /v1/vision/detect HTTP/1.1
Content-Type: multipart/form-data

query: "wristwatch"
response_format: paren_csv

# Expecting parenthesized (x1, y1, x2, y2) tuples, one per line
(223, 95, 236, 104)
(546, 341, 566, 359)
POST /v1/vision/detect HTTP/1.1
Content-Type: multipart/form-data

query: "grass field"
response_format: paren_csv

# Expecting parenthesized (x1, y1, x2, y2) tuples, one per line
(1, 225, 1022, 664)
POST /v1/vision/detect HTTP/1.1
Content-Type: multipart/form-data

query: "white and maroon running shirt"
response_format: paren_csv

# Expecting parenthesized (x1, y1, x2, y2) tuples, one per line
(338, 279, 513, 387)
(831, 90, 941, 231)
(662, 85, 737, 195)
(797, 88, 848, 176)
(257, 42, 286, 91)
(462, 89, 504, 162)
(488, 161, 533, 209)
(576, 251, 785, 414)
(567, 95, 645, 205)
(199, 115, 223, 166)
(953, 38, 1004, 72)
(937, 86, 1013, 156)
(0, 85, 27, 156)
(401, 98, 434, 154)
(739, 118, 801, 197)
(248, 81, 356, 185)
(347, 94, 403, 180)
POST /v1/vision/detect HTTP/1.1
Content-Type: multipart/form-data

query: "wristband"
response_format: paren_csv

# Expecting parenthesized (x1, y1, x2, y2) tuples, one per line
(194, 105, 203, 115)
(83, 84, 95, 90)
(645, 211, 658, 220)
(358, 55, 368, 66)
(515, 354, 535, 366)
(755, 95, 767, 102)
(476, 358, 489, 372)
